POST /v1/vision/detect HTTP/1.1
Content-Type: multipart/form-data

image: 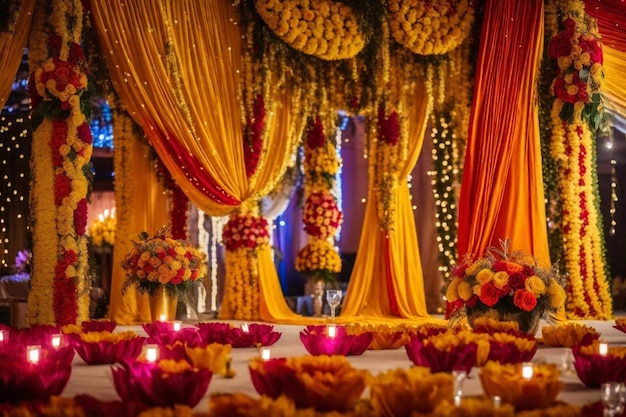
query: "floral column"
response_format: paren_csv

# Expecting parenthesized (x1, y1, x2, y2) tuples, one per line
(548, 16, 612, 319)
(27, 0, 93, 325)
(295, 117, 343, 289)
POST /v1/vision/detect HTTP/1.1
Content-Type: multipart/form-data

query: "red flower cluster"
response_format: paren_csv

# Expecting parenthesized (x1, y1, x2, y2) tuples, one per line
(377, 106, 400, 145)
(305, 116, 325, 149)
(74, 198, 88, 236)
(302, 191, 342, 239)
(244, 94, 265, 178)
(170, 185, 189, 240)
(222, 214, 270, 251)
(54, 249, 79, 326)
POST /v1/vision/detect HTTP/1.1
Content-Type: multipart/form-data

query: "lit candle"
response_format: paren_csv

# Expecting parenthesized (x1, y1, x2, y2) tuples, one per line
(172, 321, 182, 331)
(27, 345, 41, 364)
(51, 334, 62, 348)
(260, 348, 271, 361)
(145, 344, 159, 363)
(241, 323, 249, 333)
(493, 395, 501, 408)
(0, 329, 6, 343)
(454, 394, 461, 407)
(327, 325, 337, 338)
(159, 314, 166, 322)
(522, 363, 534, 380)
(599, 340, 609, 356)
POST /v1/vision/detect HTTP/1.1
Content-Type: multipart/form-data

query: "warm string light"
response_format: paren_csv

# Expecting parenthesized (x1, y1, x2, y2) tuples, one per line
(0, 115, 29, 270)
(334, 124, 344, 240)
(610, 160, 618, 236)
(210, 216, 228, 313)
(196, 210, 209, 314)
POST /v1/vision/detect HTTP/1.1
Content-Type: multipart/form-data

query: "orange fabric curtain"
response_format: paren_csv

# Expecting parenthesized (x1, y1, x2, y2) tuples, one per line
(90, 0, 302, 321)
(457, 0, 549, 266)
(603, 46, 626, 123)
(0, 0, 35, 108)
(341, 75, 432, 322)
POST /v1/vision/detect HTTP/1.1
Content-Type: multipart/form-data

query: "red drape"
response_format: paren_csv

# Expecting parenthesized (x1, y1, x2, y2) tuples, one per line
(584, 0, 626, 52)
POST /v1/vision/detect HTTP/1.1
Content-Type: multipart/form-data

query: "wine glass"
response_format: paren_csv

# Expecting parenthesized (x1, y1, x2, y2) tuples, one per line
(601, 382, 625, 417)
(326, 290, 342, 319)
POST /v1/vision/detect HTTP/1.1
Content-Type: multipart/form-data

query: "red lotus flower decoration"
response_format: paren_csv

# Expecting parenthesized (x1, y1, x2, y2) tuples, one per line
(405, 336, 478, 374)
(196, 322, 280, 347)
(145, 327, 200, 347)
(72, 335, 146, 365)
(112, 359, 212, 408)
(0, 346, 74, 403)
(300, 325, 372, 356)
(572, 343, 626, 388)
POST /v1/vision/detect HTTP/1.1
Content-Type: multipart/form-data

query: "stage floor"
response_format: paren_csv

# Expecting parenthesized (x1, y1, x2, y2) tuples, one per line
(61, 316, 626, 412)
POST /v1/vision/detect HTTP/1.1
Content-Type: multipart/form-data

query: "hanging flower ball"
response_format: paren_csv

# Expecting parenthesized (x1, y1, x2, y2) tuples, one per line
(254, 0, 365, 60)
(387, 0, 474, 55)
(302, 191, 342, 239)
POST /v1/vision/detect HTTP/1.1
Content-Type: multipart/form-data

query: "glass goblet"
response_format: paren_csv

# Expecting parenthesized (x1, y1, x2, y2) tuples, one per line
(601, 382, 625, 417)
(325, 290, 342, 319)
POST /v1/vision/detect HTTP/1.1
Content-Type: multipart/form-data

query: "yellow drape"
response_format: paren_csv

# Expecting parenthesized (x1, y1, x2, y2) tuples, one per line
(457, 0, 549, 267)
(108, 110, 169, 324)
(604, 46, 626, 120)
(91, 0, 302, 321)
(0, 0, 34, 107)
(341, 77, 433, 322)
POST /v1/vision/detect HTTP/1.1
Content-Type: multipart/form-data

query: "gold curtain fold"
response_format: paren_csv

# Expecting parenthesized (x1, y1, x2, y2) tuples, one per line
(109, 110, 169, 324)
(91, 0, 301, 321)
(341, 77, 432, 322)
(456, 0, 549, 266)
(604, 46, 626, 119)
(0, 0, 35, 108)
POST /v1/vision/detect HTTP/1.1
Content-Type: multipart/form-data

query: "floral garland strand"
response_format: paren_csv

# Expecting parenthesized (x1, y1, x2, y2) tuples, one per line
(374, 105, 401, 234)
(295, 116, 343, 283)
(548, 12, 612, 319)
(28, 0, 93, 325)
(221, 209, 269, 320)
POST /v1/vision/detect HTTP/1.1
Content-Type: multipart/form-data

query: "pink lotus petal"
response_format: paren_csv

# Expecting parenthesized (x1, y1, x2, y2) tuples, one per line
(146, 327, 200, 346)
(613, 324, 626, 334)
(81, 320, 117, 333)
(158, 343, 188, 361)
(196, 322, 234, 345)
(141, 322, 175, 338)
(112, 359, 212, 408)
(299, 326, 371, 356)
(72, 337, 145, 365)
(17, 324, 62, 346)
(248, 323, 282, 347)
(248, 357, 294, 398)
(0, 351, 72, 403)
(405, 337, 477, 374)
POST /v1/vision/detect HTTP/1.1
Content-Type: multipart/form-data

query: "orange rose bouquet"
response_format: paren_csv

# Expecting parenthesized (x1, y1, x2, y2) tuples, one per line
(445, 240, 566, 334)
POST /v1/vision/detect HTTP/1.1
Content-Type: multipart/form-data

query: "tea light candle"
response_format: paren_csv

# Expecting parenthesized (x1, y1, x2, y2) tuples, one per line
(159, 314, 166, 322)
(454, 394, 461, 407)
(27, 345, 41, 364)
(327, 325, 337, 338)
(0, 329, 7, 343)
(172, 321, 182, 332)
(522, 363, 534, 380)
(599, 340, 609, 356)
(260, 347, 271, 361)
(51, 334, 62, 348)
(493, 395, 501, 408)
(241, 323, 249, 333)
(145, 344, 159, 363)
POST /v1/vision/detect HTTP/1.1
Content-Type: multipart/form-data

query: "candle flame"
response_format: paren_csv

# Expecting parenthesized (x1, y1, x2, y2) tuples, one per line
(261, 348, 271, 361)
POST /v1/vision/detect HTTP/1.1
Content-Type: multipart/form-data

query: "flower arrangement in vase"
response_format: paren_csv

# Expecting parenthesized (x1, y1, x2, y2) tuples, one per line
(121, 227, 207, 320)
(445, 240, 567, 335)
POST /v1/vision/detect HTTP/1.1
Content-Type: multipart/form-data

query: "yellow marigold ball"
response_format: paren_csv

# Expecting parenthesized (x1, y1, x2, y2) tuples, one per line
(254, 0, 365, 60)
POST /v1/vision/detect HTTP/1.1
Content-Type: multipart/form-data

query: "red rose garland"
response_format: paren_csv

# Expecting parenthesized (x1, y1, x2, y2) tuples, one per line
(222, 215, 270, 251)
(244, 94, 265, 178)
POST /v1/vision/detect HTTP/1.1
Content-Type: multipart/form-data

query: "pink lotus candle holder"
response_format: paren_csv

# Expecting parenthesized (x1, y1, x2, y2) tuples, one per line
(572, 338, 626, 387)
(405, 330, 485, 373)
(196, 322, 281, 347)
(81, 319, 117, 333)
(248, 355, 369, 412)
(300, 325, 372, 356)
(146, 327, 200, 347)
(71, 331, 146, 365)
(112, 358, 212, 408)
(0, 345, 74, 403)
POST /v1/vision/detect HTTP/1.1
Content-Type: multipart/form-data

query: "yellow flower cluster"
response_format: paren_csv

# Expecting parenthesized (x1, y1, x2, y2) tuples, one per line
(369, 367, 453, 415)
(185, 343, 233, 377)
(295, 238, 342, 275)
(88, 209, 116, 248)
(254, 0, 365, 60)
(541, 322, 600, 347)
(373, 141, 399, 233)
(224, 247, 260, 320)
(78, 330, 138, 343)
(304, 144, 340, 194)
(387, 0, 474, 55)
(424, 329, 490, 365)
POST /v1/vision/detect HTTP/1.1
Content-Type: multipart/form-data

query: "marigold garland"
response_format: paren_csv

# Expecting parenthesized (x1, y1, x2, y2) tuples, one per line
(548, 8, 612, 319)
(28, 0, 92, 325)
(254, 0, 365, 61)
(387, 0, 474, 56)
(373, 106, 401, 233)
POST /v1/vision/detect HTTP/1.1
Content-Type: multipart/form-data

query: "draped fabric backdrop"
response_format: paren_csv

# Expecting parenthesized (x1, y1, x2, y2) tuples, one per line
(457, 0, 550, 266)
(0, 0, 34, 108)
(341, 76, 432, 321)
(90, 0, 304, 322)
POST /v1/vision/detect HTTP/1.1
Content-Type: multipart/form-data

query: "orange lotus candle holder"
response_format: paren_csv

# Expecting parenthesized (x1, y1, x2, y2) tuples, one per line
(541, 323, 600, 347)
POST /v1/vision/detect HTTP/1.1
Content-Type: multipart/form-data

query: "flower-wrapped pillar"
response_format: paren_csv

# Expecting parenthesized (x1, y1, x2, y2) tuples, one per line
(220, 205, 270, 321)
(27, 0, 93, 325)
(295, 116, 343, 315)
(548, 11, 612, 319)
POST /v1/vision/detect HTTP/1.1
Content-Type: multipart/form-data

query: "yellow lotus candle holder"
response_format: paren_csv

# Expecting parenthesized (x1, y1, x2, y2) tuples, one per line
(369, 366, 454, 416)
(428, 396, 515, 417)
(541, 323, 600, 347)
(184, 343, 234, 377)
(479, 362, 563, 410)
(347, 324, 411, 350)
